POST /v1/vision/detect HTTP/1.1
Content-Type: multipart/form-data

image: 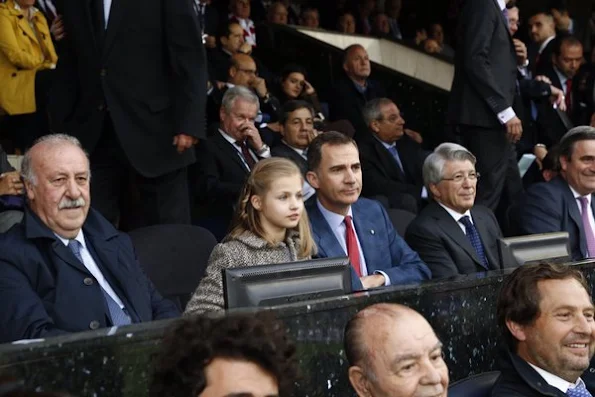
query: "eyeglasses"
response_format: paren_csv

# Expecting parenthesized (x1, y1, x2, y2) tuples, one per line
(441, 172, 480, 183)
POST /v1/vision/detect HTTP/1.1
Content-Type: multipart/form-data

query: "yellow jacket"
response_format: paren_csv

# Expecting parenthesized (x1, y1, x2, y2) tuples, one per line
(0, 0, 57, 115)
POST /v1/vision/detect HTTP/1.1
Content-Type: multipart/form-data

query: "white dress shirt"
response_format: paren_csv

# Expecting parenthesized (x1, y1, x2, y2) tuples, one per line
(437, 202, 473, 234)
(316, 200, 391, 285)
(528, 362, 586, 393)
(103, 0, 112, 29)
(54, 230, 125, 309)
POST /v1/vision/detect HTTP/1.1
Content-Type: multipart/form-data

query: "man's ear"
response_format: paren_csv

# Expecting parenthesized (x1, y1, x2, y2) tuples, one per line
(506, 319, 528, 342)
(348, 366, 372, 397)
(370, 120, 380, 134)
(559, 155, 569, 172)
(306, 170, 319, 189)
(25, 180, 35, 201)
(428, 183, 440, 199)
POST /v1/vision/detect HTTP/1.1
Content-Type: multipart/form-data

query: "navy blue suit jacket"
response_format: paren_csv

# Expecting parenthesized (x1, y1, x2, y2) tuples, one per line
(307, 198, 431, 290)
(0, 208, 179, 343)
(520, 176, 595, 260)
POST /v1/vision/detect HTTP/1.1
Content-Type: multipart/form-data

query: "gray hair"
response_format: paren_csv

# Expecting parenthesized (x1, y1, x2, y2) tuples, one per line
(221, 86, 260, 114)
(423, 142, 476, 188)
(22, 134, 89, 185)
(362, 98, 394, 127)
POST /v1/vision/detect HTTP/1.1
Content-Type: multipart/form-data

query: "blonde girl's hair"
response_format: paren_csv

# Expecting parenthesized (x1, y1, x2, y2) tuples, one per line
(229, 157, 316, 259)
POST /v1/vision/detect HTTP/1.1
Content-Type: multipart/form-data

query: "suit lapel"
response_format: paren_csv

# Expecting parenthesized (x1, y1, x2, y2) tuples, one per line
(432, 204, 483, 266)
(557, 178, 587, 257)
(52, 240, 91, 274)
(214, 133, 250, 174)
(102, 0, 126, 59)
(308, 203, 347, 258)
(351, 202, 379, 272)
(16, 15, 39, 45)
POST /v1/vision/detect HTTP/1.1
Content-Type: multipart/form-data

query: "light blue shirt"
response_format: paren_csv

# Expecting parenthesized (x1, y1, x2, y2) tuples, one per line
(316, 199, 391, 285)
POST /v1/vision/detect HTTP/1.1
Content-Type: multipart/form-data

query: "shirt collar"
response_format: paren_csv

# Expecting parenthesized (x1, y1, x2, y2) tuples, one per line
(437, 202, 472, 222)
(282, 140, 308, 157)
(374, 135, 396, 149)
(316, 198, 353, 231)
(568, 185, 592, 205)
(554, 66, 568, 87)
(539, 35, 556, 53)
(496, 0, 506, 11)
(528, 362, 584, 393)
(218, 128, 241, 146)
(54, 229, 86, 249)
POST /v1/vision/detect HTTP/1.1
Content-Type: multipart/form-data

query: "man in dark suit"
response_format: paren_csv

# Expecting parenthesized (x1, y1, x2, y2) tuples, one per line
(328, 45, 386, 139)
(195, 86, 271, 241)
(359, 98, 428, 213)
(527, 9, 557, 76)
(520, 127, 595, 260)
(492, 263, 595, 396)
(50, 0, 207, 228)
(447, 0, 523, 216)
(405, 143, 503, 279)
(305, 131, 430, 291)
(550, 0, 592, 57)
(208, 22, 253, 83)
(271, 100, 317, 200)
(0, 135, 179, 343)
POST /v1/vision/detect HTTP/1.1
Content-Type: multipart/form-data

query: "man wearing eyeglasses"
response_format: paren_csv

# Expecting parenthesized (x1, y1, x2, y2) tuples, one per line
(405, 143, 503, 279)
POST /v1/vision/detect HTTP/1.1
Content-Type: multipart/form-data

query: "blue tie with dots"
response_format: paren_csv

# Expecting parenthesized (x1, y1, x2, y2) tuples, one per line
(567, 383, 593, 397)
(458, 216, 489, 270)
(68, 240, 132, 326)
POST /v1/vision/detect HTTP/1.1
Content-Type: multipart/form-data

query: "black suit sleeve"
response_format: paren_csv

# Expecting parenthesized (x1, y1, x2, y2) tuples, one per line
(195, 141, 245, 203)
(460, 0, 512, 115)
(519, 183, 561, 235)
(405, 221, 461, 279)
(518, 79, 551, 99)
(164, 0, 208, 139)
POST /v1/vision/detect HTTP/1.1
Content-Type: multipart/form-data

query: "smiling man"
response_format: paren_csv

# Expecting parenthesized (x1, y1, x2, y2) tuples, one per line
(345, 303, 449, 397)
(493, 263, 595, 396)
(306, 131, 430, 291)
(405, 143, 503, 279)
(0, 134, 179, 343)
(521, 126, 595, 260)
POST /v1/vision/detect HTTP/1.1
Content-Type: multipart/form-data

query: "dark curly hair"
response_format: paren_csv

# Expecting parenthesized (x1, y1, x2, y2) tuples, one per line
(149, 313, 299, 397)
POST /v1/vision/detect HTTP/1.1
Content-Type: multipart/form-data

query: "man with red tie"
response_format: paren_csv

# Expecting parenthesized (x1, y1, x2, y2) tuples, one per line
(305, 131, 430, 291)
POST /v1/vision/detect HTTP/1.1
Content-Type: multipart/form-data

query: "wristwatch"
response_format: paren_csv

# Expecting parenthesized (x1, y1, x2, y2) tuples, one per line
(256, 144, 270, 156)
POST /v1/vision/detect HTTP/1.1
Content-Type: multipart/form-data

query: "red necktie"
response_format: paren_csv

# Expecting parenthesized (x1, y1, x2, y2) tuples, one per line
(344, 216, 362, 277)
(565, 79, 573, 113)
(237, 141, 256, 170)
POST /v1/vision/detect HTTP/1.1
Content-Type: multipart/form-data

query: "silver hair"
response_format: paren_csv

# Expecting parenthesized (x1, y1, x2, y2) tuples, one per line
(422, 142, 476, 189)
(21, 134, 89, 186)
(362, 98, 394, 127)
(221, 86, 260, 114)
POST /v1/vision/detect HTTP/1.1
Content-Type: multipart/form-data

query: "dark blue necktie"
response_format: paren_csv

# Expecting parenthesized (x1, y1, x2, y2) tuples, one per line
(68, 240, 132, 326)
(459, 216, 489, 270)
(388, 145, 404, 173)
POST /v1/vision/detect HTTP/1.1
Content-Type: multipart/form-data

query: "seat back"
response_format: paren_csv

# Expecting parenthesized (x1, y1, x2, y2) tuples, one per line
(128, 224, 217, 311)
(387, 208, 416, 237)
(448, 371, 501, 397)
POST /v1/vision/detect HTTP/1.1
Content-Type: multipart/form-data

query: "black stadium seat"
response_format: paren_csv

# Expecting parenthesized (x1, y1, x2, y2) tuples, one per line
(448, 371, 501, 397)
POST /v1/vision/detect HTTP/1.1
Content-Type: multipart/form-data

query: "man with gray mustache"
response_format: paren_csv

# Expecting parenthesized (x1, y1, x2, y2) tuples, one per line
(0, 134, 179, 343)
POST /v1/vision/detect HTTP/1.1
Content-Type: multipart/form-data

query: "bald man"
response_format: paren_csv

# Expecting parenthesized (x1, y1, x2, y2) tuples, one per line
(344, 303, 449, 397)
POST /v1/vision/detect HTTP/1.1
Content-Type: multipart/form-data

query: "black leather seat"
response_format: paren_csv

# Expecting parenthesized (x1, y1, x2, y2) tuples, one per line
(448, 371, 501, 397)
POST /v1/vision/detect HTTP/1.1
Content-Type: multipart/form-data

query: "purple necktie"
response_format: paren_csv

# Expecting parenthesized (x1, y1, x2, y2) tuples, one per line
(578, 197, 595, 258)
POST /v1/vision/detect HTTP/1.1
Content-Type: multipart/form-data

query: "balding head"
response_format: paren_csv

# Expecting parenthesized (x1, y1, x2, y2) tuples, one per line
(22, 134, 91, 239)
(345, 304, 448, 397)
(229, 53, 257, 86)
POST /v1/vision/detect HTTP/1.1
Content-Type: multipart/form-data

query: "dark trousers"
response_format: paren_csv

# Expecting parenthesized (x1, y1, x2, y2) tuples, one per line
(456, 125, 523, 215)
(90, 115, 191, 230)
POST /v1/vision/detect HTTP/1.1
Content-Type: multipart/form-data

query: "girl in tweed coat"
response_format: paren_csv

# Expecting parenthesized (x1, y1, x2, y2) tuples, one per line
(184, 158, 316, 315)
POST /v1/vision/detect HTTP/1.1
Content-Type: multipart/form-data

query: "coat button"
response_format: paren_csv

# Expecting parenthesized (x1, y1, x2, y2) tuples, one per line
(99, 68, 107, 77)
(97, 102, 105, 111)
(11, 73, 16, 77)
(89, 321, 100, 330)
(83, 277, 93, 286)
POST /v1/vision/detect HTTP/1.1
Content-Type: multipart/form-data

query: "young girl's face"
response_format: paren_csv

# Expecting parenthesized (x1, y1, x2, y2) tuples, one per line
(255, 174, 304, 236)
(281, 72, 305, 99)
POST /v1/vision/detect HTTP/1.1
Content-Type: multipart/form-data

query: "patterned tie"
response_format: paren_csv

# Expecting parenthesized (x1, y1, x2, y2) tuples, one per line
(68, 240, 132, 326)
(236, 141, 256, 170)
(578, 197, 595, 258)
(565, 79, 573, 113)
(567, 382, 593, 397)
(459, 216, 489, 270)
(344, 216, 362, 277)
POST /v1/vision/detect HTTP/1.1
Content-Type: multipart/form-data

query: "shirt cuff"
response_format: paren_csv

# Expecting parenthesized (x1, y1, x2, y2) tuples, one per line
(375, 270, 391, 286)
(517, 65, 528, 77)
(497, 107, 516, 124)
(258, 148, 271, 158)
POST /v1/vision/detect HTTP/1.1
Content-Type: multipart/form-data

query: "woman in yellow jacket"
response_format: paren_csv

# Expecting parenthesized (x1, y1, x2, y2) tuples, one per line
(0, 0, 57, 148)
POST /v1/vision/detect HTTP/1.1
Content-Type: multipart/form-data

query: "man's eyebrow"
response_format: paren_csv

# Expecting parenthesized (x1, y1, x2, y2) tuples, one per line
(390, 341, 443, 366)
(224, 394, 278, 397)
